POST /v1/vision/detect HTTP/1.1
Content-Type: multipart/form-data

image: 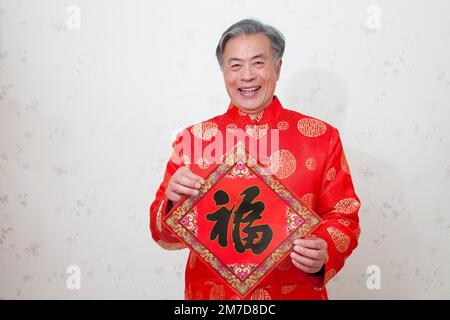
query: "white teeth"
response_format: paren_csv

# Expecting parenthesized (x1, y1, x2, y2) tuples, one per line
(240, 87, 260, 92)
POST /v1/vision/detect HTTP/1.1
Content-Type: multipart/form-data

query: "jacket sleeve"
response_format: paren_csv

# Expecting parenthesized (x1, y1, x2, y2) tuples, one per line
(149, 134, 188, 251)
(304, 127, 361, 288)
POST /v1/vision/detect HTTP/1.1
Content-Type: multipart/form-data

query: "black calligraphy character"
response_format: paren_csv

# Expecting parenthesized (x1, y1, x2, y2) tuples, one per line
(232, 186, 273, 254)
(206, 190, 234, 248)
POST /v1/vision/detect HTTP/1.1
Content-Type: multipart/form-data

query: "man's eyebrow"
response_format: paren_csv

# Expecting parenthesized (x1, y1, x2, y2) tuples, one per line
(227, 57, 243, 64)
(226, 54, 267, 64)
(251, 54, 267, 60)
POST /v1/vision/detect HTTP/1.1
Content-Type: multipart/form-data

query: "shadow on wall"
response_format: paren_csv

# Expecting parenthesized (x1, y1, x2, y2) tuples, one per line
(282, 68, 420, 299)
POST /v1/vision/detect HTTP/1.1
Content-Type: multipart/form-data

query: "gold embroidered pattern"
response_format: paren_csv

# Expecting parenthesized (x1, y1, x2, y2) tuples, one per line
(286, 207, 305, 234)
(194, 290, 204, 299)
(225, 158, 257, 179)
(300, 193, 314, 210)
(156, 240, 186, 251)
(180, 207, 198, 236)
(338, 218, 351, 227)
(297, 118, 327, 137)
(326, 167, 336, 181)
(226, 123, 238, 133)
(341, 152, 350, 174)
(239, 109, 247, 116)
(325, 268, 337, 285)
(156, 200, 164, 232)
(276, 258, 293, 271)
(188, 252, 196, 269)
(327, 227, 350, 253)
(206, 281, 225, 300)
(334, 198, 360, 214)
(227, 263, 258, 281)
(281, 284, 298, 295)
(245, 123, 269, 140)
(277, 121, 289, 131)
(196, 157, 210, 169)
(190, 121, 219, 141)
(255, 110, 264, 122)
(250, 288, 271, 300)
(185, 283, 192, 299)
(305, 157, 317, 171)
(269, 149, 297, 179)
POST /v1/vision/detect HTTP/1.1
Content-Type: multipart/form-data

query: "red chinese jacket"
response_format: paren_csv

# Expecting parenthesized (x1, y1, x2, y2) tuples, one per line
(149, 96, 361, 300)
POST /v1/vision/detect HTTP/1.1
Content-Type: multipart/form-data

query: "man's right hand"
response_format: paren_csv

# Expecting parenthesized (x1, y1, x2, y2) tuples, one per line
(165, 167, 204, 206)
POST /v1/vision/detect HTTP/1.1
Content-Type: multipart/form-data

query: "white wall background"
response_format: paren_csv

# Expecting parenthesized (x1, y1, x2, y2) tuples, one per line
(1, 0, 449, 299)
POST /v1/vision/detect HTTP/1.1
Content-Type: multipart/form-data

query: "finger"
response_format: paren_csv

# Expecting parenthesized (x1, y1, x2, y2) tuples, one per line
(166, 191, 182, 203)
(183, 168, 205, 184)
(293, 245, 326, 260)
(175, 175, 202, 189)
(290, 251, 321, 268)
(291, 257, 317, 273)
(171, 183, 199, 197)
(294, 238, 327, 250)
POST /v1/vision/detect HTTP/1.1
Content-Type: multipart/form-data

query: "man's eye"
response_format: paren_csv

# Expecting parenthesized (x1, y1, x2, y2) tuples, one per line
(228, 64, 241, 71)
(254, 61, 264, 65)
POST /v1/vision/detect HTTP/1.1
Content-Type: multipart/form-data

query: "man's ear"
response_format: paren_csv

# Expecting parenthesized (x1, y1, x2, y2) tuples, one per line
(275, 59, 282, 80)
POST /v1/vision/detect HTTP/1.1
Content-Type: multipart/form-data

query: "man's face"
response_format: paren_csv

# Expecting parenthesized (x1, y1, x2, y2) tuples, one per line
(222, 33, 282, 117)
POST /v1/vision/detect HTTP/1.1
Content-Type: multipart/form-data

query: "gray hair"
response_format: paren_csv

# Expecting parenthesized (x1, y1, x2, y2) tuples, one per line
(215, 19, 285, 69)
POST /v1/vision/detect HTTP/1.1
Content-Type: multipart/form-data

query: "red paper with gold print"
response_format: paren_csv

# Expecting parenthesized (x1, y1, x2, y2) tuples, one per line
(163, 142, 322, 297)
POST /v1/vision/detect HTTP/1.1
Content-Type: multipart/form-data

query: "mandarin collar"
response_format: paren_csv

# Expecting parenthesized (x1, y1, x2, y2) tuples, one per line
(226, 96, 284, 124)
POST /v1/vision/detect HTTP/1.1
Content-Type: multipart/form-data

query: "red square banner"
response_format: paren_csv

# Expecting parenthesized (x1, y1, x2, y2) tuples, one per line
(163, 142, 322, 297)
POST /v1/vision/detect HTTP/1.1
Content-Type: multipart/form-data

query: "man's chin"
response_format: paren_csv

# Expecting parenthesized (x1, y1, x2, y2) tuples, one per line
(234, 100, 265, 113)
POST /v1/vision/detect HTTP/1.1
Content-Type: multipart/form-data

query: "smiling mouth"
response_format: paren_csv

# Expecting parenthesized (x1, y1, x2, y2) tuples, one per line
(239, 86, 261, 93)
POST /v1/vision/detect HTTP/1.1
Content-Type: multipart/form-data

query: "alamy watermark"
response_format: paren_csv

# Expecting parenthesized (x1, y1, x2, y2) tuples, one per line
(66, 5, 81, 30)
(365, 5, 382, 31)
(171, 127, 280, 175)
(366, 264, 382, 290)
(66, 264, 81, 290)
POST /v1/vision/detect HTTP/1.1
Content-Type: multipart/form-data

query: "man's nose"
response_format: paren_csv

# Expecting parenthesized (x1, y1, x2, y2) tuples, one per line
(241, 65, 256, 81)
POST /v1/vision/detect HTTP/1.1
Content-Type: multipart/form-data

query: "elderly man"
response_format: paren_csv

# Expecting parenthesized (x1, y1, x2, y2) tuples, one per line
(149, 19, 361, 300)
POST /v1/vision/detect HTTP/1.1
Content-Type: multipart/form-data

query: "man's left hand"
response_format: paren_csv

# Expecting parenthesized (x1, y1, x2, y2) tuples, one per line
(290, 237, 328, 273)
